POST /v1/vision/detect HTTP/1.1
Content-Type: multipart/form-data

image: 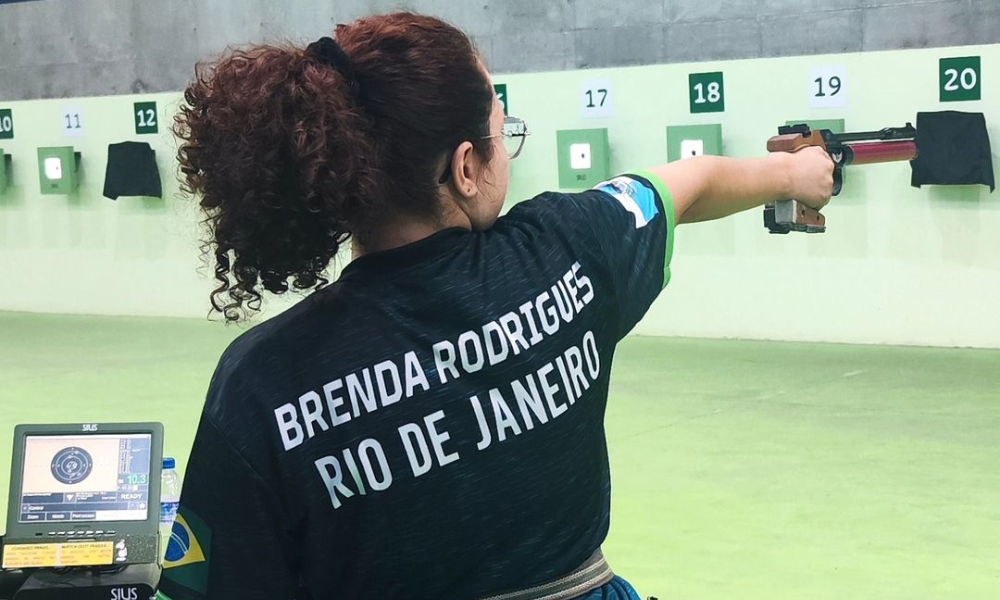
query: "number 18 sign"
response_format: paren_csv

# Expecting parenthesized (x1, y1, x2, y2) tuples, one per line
(809, 65, 848, 109)
(689, 72, 724, 114)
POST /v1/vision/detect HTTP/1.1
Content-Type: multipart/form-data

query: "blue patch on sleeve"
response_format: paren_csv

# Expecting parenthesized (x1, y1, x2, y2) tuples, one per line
(595, 177, 660, 228)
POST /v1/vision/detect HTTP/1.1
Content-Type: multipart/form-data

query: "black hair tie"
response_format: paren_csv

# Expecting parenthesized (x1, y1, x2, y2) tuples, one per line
(307, 36, 358, 89)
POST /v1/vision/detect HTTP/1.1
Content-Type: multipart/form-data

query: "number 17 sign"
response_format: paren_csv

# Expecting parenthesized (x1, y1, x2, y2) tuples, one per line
(581, 80, 614, 119)
(809, 65, 848, 109)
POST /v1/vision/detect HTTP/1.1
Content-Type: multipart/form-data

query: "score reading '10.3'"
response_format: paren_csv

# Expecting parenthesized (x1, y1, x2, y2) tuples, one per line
(127, 473, 148, 485)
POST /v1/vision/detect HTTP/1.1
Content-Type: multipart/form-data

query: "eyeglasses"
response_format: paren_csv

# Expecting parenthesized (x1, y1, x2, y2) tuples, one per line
(438, 116, 531, 184)
(494, 116, 531, 160)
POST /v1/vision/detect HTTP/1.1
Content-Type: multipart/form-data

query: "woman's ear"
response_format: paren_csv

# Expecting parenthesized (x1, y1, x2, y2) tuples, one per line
(450, 141, 480, 199)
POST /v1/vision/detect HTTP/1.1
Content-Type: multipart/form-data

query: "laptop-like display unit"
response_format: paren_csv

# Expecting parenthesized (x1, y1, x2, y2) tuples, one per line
(2, 423, 164, 570)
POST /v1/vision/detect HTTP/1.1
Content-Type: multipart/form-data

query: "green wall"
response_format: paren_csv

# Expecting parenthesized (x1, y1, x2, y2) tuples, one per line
(1, 45, 998, 347)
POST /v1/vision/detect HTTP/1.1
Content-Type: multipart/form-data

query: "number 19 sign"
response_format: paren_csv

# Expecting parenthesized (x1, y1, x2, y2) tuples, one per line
(809, 65, 848, 109)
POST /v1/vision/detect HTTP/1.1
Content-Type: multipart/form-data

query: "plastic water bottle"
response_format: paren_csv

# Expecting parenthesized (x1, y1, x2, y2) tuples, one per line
(159, 457, 181, 562)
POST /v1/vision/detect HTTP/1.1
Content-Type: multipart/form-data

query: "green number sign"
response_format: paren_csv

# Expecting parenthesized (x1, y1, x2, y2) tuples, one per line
(494, 84, 508, 116)
(0, 108, 13, 140)
(134, 101, 159, 135)
(689, 72, 725, 114)
(940, 56, 981, 102)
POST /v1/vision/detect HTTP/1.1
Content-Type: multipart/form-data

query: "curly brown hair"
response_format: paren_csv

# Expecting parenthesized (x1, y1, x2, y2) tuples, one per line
(173, 13, 494, 322)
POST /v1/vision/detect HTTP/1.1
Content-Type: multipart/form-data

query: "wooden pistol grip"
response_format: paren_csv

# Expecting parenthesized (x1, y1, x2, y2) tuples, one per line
(767, 132, 827, 154)
(773, 199, 827, 233)
(793, 201, 825, 227)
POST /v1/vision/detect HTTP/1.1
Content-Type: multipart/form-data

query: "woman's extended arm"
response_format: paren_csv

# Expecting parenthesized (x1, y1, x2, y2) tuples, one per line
(647, 147, 835, 225)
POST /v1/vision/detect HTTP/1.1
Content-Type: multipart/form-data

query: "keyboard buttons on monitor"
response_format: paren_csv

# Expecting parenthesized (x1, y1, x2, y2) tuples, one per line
(48, 531, 56, 536)
(95, 530, 104, 535)
(57, 531, 66, 536)
(85, 531, 94, 536)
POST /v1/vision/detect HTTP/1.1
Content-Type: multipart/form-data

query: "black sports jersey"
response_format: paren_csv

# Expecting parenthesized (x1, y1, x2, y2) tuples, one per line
(158, 172, 675, 600)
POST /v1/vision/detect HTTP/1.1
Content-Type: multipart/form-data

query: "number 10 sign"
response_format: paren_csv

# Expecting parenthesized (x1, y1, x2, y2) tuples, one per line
(809, 65, 848, 109)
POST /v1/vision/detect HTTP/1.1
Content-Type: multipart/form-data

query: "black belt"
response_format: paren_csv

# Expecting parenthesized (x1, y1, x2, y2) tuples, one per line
(476, 549, 614, 600)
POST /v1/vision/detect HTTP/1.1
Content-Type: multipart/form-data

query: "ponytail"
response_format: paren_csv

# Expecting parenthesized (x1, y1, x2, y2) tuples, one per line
(174, 44, 379, 322)
(174, 13, 494, 322)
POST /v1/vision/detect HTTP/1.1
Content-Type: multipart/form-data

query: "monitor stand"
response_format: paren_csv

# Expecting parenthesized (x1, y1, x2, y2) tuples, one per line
(12, 563, 161, 600)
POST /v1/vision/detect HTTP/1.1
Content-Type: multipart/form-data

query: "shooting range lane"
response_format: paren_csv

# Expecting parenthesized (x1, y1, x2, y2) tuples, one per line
(1, 17, 998, 600)
(1, 313, 998, 599)
(3, 46, 998, 347)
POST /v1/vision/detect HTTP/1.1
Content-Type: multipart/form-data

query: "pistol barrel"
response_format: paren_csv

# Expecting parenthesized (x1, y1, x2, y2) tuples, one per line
(843, 140, 919, 166)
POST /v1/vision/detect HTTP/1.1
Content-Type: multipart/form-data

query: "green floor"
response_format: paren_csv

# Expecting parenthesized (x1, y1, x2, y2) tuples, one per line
(1, 311, 998, 599)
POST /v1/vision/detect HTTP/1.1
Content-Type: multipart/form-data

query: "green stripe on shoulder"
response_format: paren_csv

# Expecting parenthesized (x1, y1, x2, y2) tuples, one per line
(633, 169, 676, 288)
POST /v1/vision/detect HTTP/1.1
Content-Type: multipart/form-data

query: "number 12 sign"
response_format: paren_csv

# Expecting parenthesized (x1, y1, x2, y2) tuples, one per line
(134, 101, 159, 135)
(809, 65, 848, 109)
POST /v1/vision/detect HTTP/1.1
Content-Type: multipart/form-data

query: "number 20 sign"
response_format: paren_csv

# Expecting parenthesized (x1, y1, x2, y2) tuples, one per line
(940, 56, 981, 102)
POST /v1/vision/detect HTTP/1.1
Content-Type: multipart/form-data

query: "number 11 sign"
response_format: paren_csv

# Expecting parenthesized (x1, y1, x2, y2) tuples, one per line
(809, 65, 848, 109)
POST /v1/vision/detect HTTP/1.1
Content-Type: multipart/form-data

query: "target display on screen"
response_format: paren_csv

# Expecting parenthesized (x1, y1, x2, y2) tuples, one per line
(50, 446, 94, 485)
(19, 434, 152, 524)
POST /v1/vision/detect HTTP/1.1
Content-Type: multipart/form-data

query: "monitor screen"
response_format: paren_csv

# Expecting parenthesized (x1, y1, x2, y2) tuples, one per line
(18, 433, 153, 524)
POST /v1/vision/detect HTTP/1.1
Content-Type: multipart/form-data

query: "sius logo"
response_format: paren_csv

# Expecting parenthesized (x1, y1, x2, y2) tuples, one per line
(109, 587, 139, 600)
(82, 424, 99, 432)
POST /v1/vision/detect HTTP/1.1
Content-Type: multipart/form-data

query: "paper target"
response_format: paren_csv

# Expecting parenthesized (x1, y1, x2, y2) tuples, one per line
(50, 446, 94, 485)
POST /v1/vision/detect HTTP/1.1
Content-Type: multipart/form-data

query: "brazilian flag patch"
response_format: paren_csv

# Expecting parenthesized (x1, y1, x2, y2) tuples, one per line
(160, 508, 212, 597)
